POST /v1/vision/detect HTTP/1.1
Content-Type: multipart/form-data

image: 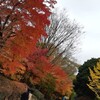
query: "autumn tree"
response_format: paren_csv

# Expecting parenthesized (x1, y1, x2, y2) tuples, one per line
(0, 0, 56, 98)
(22, 48, 72, 99)
(38, 9, 82, 76)
(74, 58, 100, 99)
(88, 61, 100, 99)
(0, 1, 73, 99)
(0, 0, 56, 76)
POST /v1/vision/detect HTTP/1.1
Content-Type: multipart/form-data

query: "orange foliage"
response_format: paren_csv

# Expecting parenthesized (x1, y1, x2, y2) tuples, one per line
(0, 0, 72, 96)
(52, 66, 72, 95)
(26, 48, 52, 84)
(26, 48, 72, 95)
(0, 0, 56, 74)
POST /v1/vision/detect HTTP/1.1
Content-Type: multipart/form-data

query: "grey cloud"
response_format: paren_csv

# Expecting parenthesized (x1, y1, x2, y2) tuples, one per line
(56, 0, 100, 64)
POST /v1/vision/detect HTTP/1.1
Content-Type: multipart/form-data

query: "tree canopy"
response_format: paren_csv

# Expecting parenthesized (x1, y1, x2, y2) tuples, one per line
(74, 58, 100, 99)
(0, 0, 73, 99)
(0, 0, 56, 75)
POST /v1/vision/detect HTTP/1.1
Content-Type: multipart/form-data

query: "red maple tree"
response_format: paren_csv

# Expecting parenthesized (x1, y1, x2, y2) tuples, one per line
(0, 0, 72, 97)
(0, 0, 56, 75)
(25, 48, 72, 96)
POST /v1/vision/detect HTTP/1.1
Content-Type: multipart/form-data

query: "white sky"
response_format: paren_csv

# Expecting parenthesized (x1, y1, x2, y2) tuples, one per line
(55, 0, 100, 64)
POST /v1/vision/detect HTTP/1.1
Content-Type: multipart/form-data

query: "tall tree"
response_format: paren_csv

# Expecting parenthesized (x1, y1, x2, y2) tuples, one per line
(0, 0, 56, 75)
(73, 58, 100, 99)
(39, 9, 82, 76)
(0, 1, 73, 99)
(39, 9, 83, 59)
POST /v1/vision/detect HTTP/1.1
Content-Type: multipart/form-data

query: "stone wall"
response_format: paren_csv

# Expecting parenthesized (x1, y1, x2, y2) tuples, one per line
(0, 75, 28, 100)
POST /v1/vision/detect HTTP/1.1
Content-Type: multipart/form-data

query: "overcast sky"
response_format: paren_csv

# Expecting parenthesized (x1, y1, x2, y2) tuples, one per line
(55, 0, 100, 64)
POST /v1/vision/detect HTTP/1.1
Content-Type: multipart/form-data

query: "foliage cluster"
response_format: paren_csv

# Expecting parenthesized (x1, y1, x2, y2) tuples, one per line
(88, 61, 100, 99)
(0, 0, 72, 99)
(74, 58, 100, 99)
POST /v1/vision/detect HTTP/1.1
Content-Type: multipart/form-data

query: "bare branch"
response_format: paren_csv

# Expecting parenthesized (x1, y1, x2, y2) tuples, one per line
(39, 9, 83, 76)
